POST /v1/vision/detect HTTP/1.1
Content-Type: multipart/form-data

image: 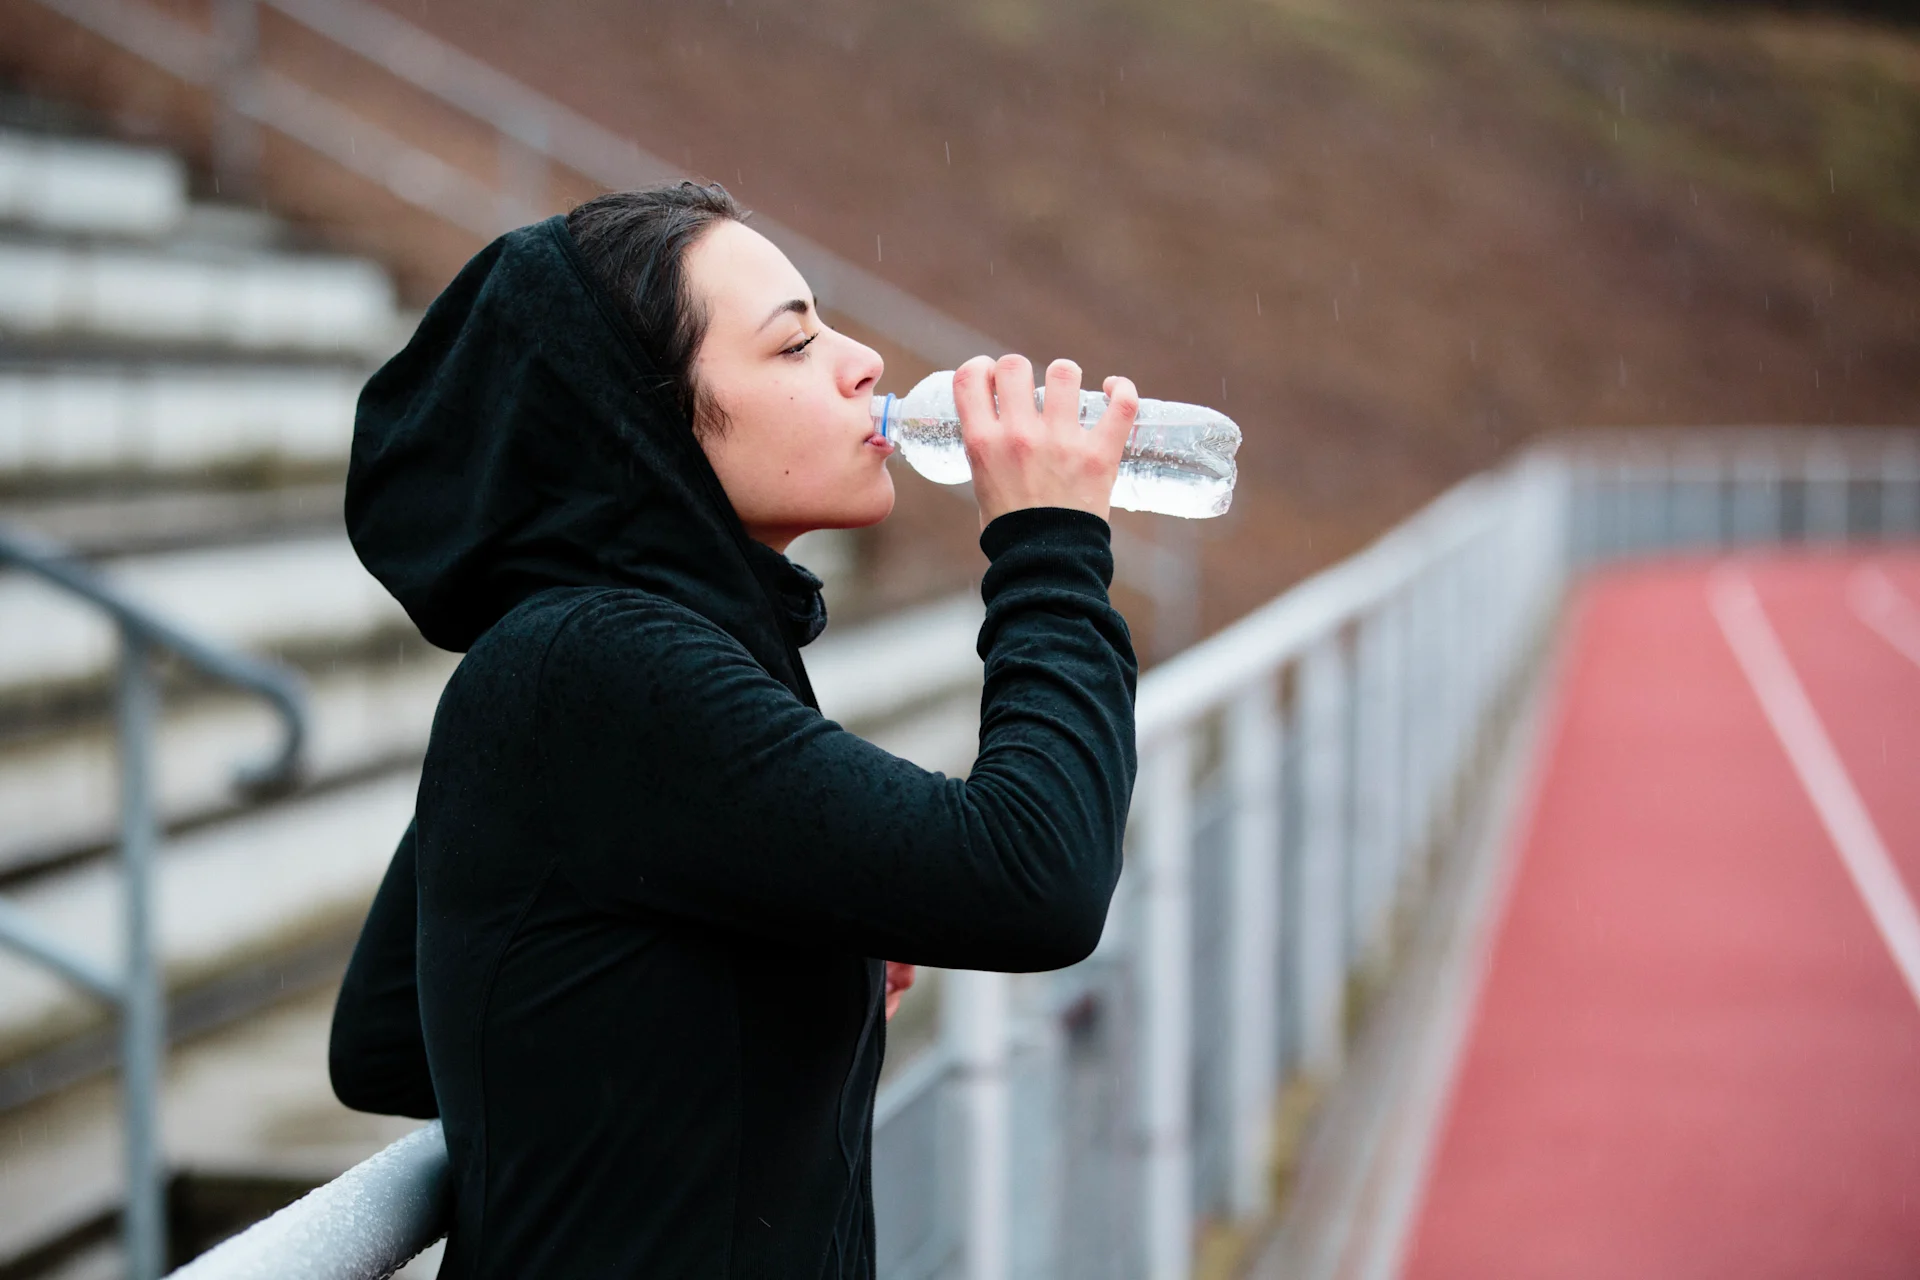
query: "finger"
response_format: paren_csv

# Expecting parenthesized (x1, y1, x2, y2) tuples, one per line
(992, 353, 1037, 431)
(1043, 358, 1083, 433)
(1094, 375, 1140, 456)
(952, 356, 997, 442)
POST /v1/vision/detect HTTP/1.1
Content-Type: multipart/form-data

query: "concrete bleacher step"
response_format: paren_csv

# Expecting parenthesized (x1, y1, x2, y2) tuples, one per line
(0, 235, 402, 357)
(0, 534, 412, 702)
(0, 591, 986, 882)
(0, 483, 345, 558)
(0, 126, 403, 359)
(0, 591, 983, 1104)
(0, 767, 420, 1069)
(0, 526, 983, 716)
(0, 129, 185, 238)
(0, 651, 458, 882)
(0, 362, 363, 479)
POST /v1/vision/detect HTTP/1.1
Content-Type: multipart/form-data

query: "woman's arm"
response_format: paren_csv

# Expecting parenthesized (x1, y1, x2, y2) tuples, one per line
(540, 507, 1137, 973)
(329, 821, 439, 1118)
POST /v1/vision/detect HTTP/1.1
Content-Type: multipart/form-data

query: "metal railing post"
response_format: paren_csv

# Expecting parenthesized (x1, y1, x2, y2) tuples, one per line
(1435, 553, 1468, 811)
(949, 968, 1010, 1280)
(1567, 451, 1597, 569)
(1352, 603, 1404, 962)
(1223, 684, 1282, 1222)
(1670, 446, 1721, 550)
(1622, 455, 1656, 556)
(1591, 460, 1620, 562)
(1806, 442, 1850, 542)
(1733, 446, 1782, 545)
(1296, 635, 1348, 1076)
(1387, 591, 1422, 897)
(119, 630, 167, 1280)
(1399, 578, 1435, 879)
(1884, 436, 1920, 539)
(1138, 731, 1193, 1280)
(212, 0, 261, 200)
(496, 114, 550, 230)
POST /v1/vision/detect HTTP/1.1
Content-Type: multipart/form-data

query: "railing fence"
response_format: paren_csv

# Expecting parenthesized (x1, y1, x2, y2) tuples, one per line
(155, 427, 1918, 1279)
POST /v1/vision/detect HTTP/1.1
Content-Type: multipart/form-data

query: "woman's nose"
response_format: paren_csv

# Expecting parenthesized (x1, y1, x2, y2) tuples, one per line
(839, 335, 883, 397)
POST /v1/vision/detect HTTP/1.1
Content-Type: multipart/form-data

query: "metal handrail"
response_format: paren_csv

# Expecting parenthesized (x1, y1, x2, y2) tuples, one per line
(0, 523, 307, 1280)
(29, 0, 999, 370)
(168, 1122, 448, 1280)
(255, 0, 1001, 368)
(0, 526, 308, 786)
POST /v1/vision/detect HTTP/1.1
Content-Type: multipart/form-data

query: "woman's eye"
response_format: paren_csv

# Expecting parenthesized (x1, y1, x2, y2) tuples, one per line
(781, 332, 819, 359)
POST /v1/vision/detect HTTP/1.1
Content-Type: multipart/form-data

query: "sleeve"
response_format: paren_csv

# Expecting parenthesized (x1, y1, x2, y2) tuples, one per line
(329, 820, 439, 1118)
(538, 507, 1139, 973)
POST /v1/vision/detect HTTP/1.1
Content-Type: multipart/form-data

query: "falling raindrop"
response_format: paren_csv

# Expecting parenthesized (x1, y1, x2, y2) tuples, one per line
(1255, 292, 1262, 317)
(945, 141, 951, 166)
(876, 235, 882, 263)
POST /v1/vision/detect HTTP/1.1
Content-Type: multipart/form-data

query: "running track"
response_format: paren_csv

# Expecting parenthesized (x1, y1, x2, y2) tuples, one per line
(1400, 551, 1920, 1278)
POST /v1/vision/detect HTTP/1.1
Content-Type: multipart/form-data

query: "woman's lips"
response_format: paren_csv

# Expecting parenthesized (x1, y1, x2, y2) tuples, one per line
(864, 431, 895, 456)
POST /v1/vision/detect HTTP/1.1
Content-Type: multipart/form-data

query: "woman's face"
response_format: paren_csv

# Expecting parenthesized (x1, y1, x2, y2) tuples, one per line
(686, 220, 893, 552)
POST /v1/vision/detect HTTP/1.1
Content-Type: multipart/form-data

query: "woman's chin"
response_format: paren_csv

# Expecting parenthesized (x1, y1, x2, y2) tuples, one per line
(846, 473, 896, 527)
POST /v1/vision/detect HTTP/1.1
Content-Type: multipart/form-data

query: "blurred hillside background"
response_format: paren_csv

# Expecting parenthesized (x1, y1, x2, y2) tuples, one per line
(6, 0, 1915, 653)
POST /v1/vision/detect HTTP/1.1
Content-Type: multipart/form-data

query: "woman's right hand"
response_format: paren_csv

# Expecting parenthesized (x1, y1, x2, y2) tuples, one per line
(953, 354, 1138, 530)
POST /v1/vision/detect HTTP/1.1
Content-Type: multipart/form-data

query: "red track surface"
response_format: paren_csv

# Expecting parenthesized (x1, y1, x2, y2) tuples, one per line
(1401, 551, 1920, 1279)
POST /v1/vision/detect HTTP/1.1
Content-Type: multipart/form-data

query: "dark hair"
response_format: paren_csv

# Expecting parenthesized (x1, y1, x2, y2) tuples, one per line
(566, 181, 747, 439)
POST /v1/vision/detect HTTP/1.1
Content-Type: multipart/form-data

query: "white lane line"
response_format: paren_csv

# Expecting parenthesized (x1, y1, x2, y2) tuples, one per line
(1710, 566, 1920, 1013)
(1848, 564, 1920, 672)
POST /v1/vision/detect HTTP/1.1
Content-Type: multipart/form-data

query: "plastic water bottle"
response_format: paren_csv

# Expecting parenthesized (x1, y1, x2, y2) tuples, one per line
(870, 371, 1243, 519)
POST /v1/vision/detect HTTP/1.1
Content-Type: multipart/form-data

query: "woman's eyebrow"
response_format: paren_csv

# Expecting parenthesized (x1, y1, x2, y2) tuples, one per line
(757, 298, 813, 331)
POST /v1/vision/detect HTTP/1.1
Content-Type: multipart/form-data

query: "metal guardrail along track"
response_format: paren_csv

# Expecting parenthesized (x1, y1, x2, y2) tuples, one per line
(163, 429, 1917, 1280)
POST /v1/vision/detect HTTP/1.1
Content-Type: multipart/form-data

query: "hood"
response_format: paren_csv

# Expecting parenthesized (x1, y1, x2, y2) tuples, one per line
(346, 215, 822, 704)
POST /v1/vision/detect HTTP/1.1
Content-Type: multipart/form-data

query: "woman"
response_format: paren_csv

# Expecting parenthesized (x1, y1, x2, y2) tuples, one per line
(330, 182, 1140, 1279)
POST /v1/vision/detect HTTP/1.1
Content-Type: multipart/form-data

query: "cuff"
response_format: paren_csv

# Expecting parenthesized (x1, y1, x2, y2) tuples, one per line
(979, 507, 1113, 566)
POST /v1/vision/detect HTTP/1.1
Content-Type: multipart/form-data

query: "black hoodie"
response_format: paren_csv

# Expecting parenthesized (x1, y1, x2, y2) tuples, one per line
(329, 216, 1138, 1279)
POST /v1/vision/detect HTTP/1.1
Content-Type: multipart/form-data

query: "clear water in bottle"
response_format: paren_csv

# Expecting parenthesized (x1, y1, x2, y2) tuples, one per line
(870, 370, 1242, 519)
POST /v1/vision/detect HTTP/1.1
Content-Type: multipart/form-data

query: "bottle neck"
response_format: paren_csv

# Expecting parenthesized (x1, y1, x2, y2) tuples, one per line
(872, 393, 898, 443)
